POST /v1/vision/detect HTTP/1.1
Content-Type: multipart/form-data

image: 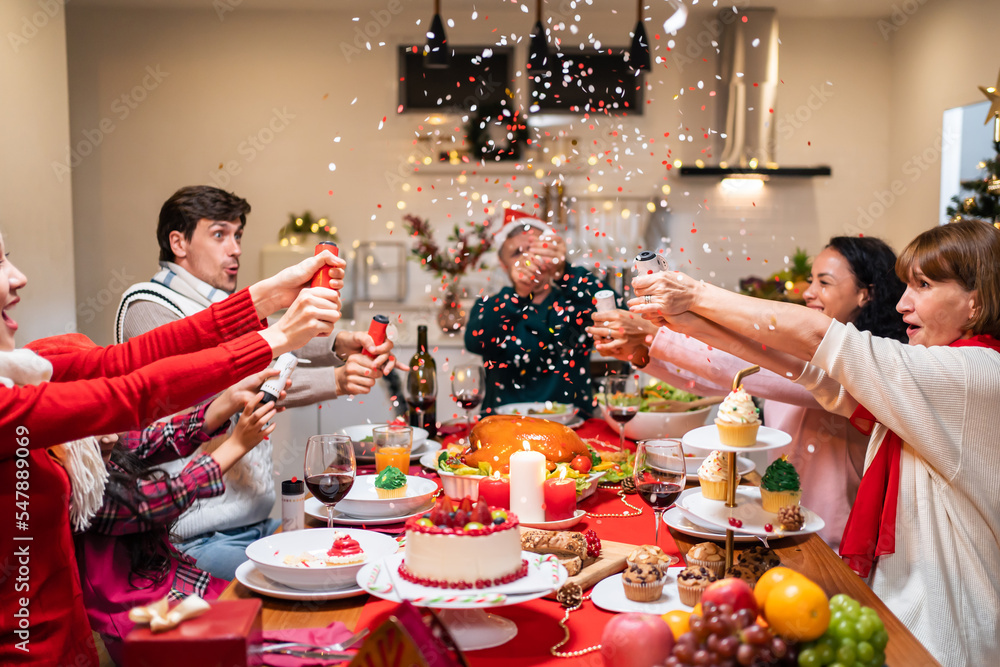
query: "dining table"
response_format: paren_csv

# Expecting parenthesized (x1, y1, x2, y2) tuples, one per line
(220, 419, 940, 666)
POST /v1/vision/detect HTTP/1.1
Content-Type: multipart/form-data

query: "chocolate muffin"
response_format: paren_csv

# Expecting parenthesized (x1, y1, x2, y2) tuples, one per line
(676, 565, 717, 606)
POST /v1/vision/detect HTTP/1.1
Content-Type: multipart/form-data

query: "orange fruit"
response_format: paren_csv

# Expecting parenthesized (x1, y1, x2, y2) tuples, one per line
(661, 609, 691, 639)
(691, 602, 702, 617)
(754, 566, 805, 612)
(764, 576, 830, 642)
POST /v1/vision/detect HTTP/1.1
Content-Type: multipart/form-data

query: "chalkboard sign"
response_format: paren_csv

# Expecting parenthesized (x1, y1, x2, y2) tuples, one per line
(398, 46, 515, 112)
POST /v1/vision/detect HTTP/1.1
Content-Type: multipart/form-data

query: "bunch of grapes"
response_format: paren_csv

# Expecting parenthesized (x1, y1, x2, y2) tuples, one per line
(662, 601, 794, 667)
(796, 594, 888, 667)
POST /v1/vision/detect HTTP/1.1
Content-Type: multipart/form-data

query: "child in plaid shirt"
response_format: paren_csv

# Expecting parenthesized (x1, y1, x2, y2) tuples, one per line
(75, 369, 284, 663)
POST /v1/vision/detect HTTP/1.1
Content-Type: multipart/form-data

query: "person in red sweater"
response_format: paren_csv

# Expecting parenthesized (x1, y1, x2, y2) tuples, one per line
(0, 231, 344, 667)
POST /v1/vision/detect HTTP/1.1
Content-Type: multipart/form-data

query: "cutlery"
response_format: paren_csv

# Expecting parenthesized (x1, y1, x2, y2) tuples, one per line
(263, 627, 369, 653)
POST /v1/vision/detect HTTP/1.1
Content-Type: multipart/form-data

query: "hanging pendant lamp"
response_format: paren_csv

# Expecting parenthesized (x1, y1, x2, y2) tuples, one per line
(424, 0, 449, 68)
(630, 0, 651, 71)
(528, 0, 549, 73)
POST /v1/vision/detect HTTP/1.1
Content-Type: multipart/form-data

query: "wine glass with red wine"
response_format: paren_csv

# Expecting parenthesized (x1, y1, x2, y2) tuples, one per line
(633, 439, 686, 550)
(451, 364, 485, 445)
(604, 374, 641, 451)
(304, 434, 356, 529)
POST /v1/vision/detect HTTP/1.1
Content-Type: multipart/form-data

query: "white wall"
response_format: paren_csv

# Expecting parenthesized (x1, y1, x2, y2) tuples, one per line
(64, 4, 892, 343)
(1, 0, 76, 343)
(883, 0, 1000, 247)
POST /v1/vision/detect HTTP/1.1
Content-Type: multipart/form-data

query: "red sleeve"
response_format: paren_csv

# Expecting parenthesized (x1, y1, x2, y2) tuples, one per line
(1, 332, 272, 453)
(28, 288, 264, 382)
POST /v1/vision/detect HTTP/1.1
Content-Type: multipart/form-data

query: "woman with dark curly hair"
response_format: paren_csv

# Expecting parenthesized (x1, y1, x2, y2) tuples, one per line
(588, 236, 905, 548)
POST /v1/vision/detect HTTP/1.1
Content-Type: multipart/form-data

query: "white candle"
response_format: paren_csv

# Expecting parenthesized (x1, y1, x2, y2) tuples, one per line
(509, 441, 546, 523)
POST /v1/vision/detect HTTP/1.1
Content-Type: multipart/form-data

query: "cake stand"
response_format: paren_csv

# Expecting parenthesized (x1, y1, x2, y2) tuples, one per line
(680, 366, 793, 570)
(357, 552, 568, 651)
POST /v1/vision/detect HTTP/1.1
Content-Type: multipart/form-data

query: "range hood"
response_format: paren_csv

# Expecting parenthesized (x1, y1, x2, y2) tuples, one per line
(680, 8, 831, 179)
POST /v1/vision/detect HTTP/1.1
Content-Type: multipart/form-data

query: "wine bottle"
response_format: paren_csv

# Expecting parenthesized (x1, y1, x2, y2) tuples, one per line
(407, 325, 438, 439)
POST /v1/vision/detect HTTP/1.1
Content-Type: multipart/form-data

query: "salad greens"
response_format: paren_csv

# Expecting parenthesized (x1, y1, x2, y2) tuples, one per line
(594, 380, 702, 413)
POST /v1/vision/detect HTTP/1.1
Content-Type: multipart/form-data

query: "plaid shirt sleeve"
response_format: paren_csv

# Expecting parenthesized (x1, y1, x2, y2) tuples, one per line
(116, 402, 232, 465)
(88, 453, 225, 536)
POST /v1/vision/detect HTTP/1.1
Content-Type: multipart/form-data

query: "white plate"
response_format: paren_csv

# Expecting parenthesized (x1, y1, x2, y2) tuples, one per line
(305, 496, 433, 525)
(520, 509, 586, 530)
(358, 552, 567, 608)
(686, 456, 755, 481)
(245, 528, 400, 591)
(332, 474, 438, 519)
(495, 402, 579, 425)
(234, 561, 367, 601)
(678, 486, 824, 538)
(663, 506, 758, 543)
(591, 570, 692, 615)
(682, 425, 792, 454)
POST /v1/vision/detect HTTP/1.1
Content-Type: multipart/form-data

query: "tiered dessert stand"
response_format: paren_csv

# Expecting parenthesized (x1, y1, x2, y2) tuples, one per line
(679, 367, 795, 570)
(357, 552, 568, 651)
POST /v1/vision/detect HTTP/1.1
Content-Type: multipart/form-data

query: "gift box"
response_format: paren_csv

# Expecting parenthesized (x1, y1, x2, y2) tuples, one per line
(123, 599, 263, 667)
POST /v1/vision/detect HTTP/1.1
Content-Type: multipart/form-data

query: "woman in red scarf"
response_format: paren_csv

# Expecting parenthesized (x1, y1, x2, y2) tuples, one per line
(0, 231, 344, 667)
(627, 220, 1000, 667)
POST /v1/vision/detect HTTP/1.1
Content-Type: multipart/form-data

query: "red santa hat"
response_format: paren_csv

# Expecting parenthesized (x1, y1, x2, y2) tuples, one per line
(493, 209, 549, 246)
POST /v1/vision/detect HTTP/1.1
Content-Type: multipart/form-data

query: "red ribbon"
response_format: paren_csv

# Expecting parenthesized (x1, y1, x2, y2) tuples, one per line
(839, 334, 1000, 577)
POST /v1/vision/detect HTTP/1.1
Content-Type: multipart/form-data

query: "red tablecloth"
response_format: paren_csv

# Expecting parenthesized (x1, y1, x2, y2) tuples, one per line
(355, 419, 681, 665)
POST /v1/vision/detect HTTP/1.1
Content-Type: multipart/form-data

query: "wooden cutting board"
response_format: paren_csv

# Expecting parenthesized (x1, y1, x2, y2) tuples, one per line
(539, 538, 637, 600)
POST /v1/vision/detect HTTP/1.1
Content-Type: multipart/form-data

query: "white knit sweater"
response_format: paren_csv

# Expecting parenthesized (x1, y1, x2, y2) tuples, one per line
(797, 321, 1000, 667)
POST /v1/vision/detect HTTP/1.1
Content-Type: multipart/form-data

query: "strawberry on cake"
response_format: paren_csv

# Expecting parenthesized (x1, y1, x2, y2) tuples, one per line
(282, 531, 365, 567)
(400, 497, 528, 589)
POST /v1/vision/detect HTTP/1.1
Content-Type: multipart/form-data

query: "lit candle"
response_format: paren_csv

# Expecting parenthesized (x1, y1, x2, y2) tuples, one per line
(478, 471, 510, 510)
(543, 469, 577, 522)
(509, 441, 545, 523)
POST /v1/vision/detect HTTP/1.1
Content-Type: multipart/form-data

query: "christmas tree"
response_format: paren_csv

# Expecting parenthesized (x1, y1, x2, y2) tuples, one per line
(946, 70, 1000, 224)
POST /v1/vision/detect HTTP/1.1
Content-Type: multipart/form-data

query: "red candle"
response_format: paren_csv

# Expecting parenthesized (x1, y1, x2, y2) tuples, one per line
(478, 474, 510, 510)
(543, 477, 577, 522)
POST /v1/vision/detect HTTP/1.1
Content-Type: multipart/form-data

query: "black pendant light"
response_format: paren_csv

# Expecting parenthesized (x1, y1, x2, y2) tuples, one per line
(630, 0, 651, 71)
(424, 0, 449, 68)
(527, 0, 549, 73)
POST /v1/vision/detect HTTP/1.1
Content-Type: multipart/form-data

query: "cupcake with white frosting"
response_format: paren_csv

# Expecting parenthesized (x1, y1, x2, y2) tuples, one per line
(714, 386, 761, 447)
(697, 450, 729, 500)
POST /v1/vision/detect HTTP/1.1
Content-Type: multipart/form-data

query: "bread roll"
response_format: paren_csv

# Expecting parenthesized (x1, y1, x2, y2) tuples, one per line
(462, 415, 589, 468)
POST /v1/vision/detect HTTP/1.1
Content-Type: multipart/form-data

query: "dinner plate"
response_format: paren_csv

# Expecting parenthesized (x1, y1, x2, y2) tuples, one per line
(234, 561, 366, 601)
(682, 425, 792, 454)
(520, 509, 586, 530)
(662, 506, 758, 543)
(305, 496, 433, 525)
(686, 456, 755, 481)
(590, 570, 692, 615)
(678, 486, 825, 538)
(495, 402, 579, 425)
(333, 474, 438, 518)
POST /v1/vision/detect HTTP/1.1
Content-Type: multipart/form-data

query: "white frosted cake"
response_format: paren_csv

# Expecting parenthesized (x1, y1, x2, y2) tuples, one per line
(400, 497, 527, 589)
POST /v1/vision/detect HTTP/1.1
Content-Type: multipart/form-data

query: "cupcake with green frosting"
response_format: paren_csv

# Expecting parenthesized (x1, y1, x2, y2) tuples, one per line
(759, 456, 801, 513)
(374, 465, 408, 499)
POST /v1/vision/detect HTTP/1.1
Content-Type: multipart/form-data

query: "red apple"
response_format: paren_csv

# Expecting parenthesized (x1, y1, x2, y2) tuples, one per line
(601, 613, 674, 667)
(701, 578, 758, 618)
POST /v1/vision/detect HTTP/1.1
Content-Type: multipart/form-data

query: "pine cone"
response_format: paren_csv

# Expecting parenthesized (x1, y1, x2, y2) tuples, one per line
(778, 504, 804, 531)
(621, 476, 637, 494)
(556, 582, 583, 608)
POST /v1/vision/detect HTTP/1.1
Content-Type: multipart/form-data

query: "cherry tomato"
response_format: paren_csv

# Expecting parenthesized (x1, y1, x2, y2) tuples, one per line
(545, 460, 557, 472)
(570, 455, 592, 473)
(501, 464, 510, 474)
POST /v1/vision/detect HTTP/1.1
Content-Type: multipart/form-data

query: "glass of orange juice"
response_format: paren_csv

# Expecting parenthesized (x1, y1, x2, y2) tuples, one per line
(372, 424, 413, 473)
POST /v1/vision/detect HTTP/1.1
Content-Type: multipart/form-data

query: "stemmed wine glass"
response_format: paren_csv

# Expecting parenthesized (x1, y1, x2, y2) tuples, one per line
(304, 434, 356, 529)
(451, 364, 485, 444)
(633, 439, 686, 550)
(406, 363, 437, 430)
(604, 374, 641, 451)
